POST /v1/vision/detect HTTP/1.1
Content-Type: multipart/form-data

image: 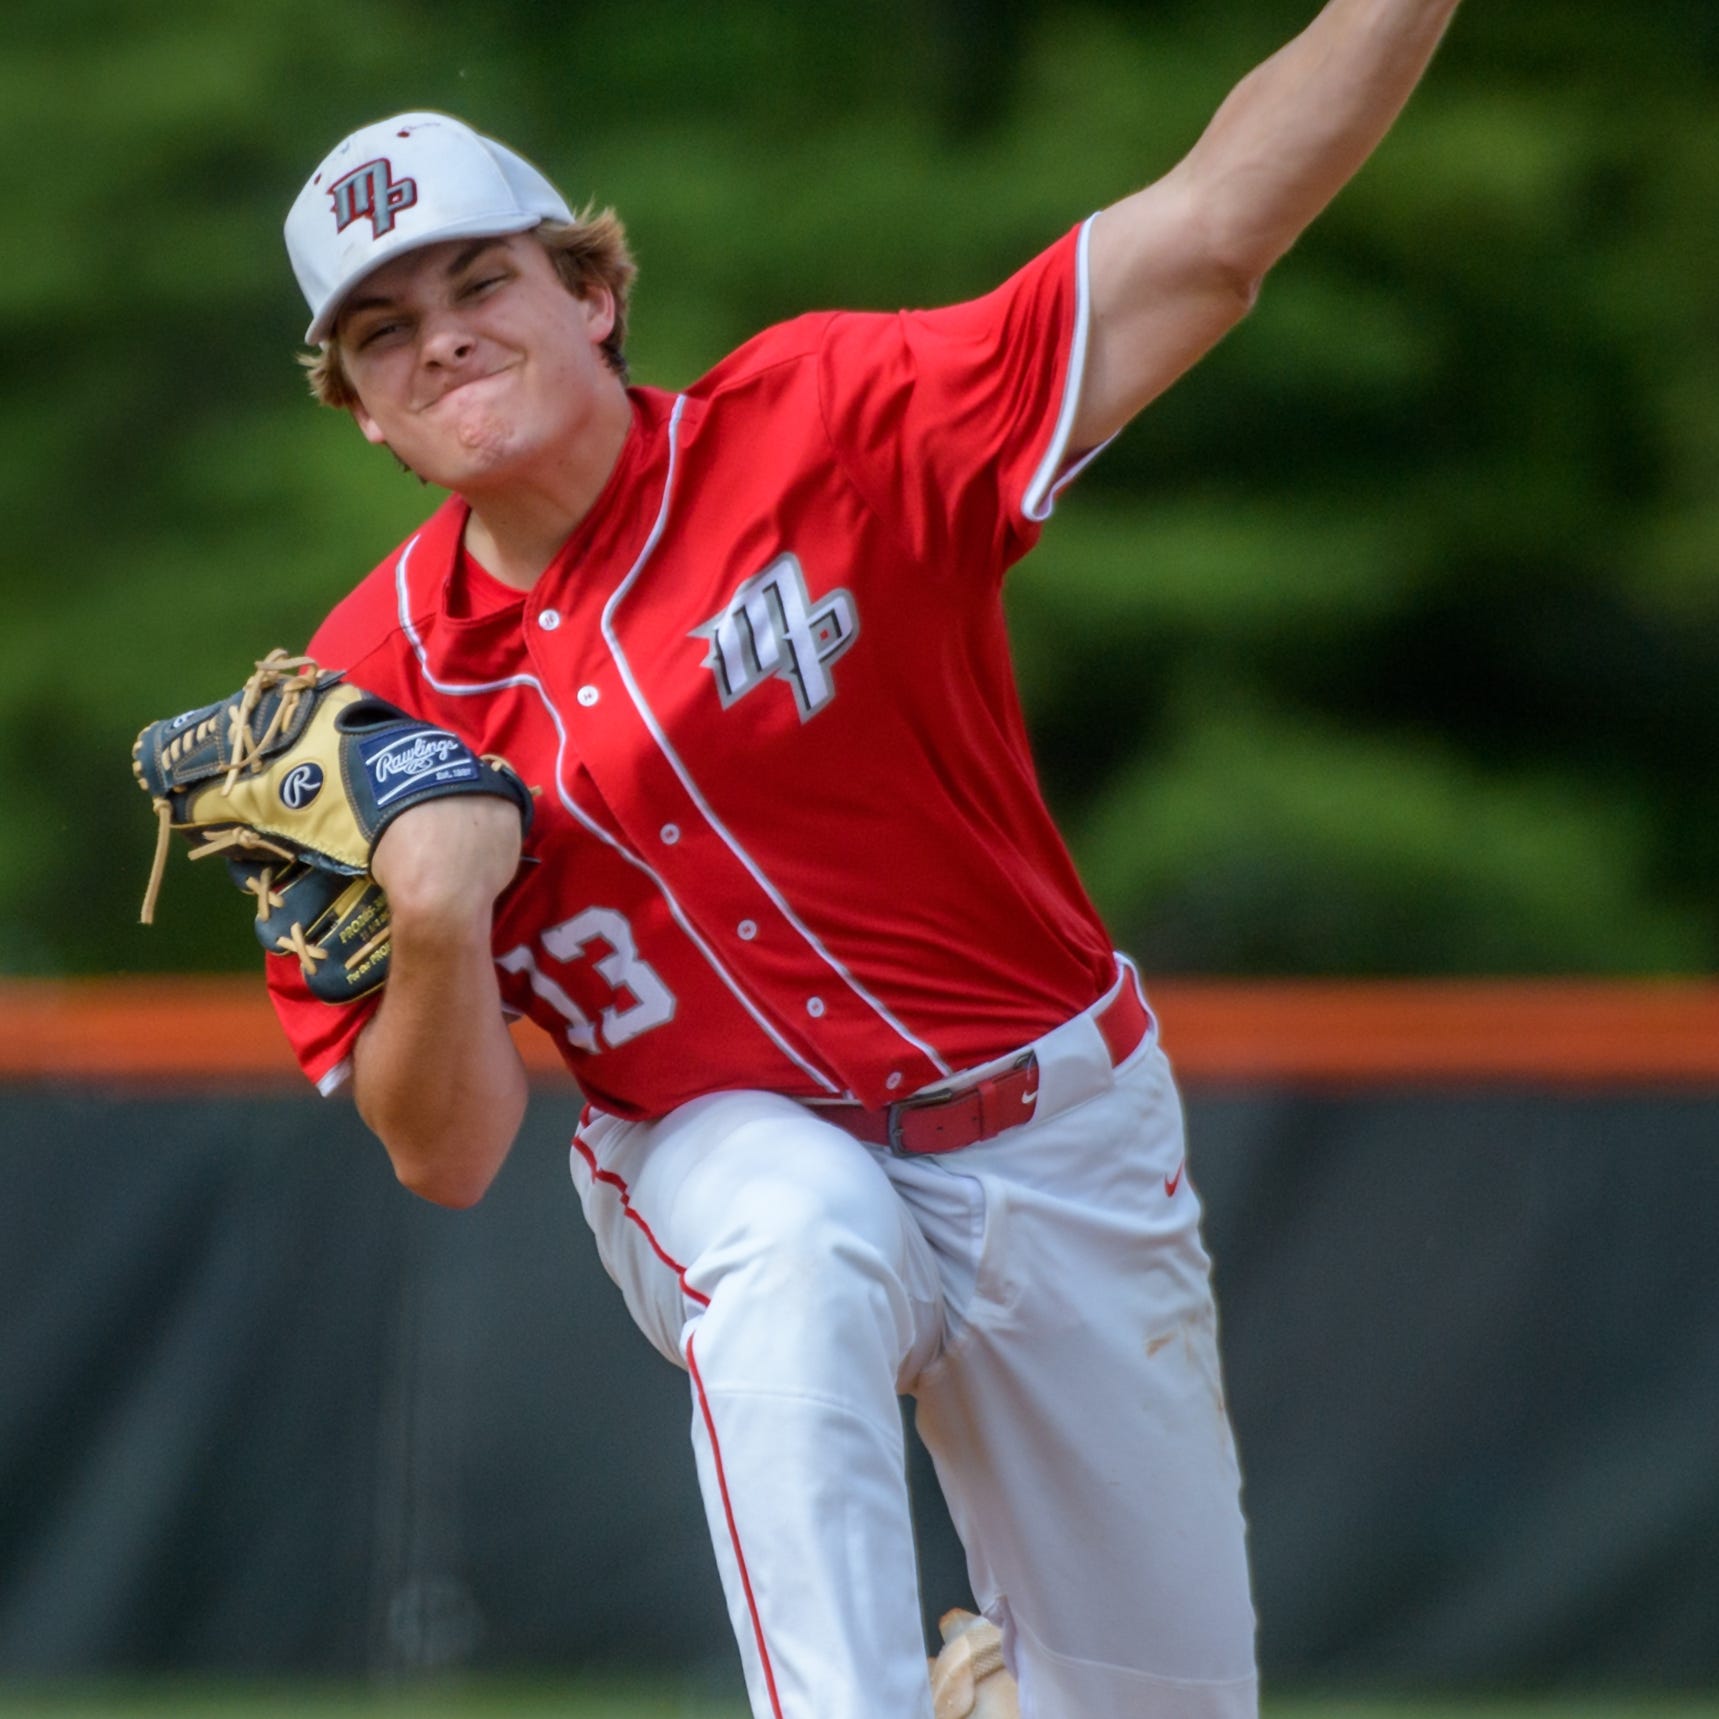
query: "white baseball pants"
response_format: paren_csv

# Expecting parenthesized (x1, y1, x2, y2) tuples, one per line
(570, 978, 1257, 1718)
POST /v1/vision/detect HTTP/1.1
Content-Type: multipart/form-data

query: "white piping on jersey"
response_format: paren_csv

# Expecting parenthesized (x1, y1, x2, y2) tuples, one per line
(387, 526, 843, 1098)
(1021, 214, 1114, 523)
(600, 400, 958, 1082)
(315, 236, 1095, 1102)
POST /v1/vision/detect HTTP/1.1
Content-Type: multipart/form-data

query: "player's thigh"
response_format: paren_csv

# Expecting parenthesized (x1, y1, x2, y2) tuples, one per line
(572, 1091, 943, 1372)
(911, 1043, 1257, 1715)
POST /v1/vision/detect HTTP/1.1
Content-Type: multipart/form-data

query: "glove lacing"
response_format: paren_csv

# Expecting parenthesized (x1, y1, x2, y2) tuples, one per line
(138, 651, 322, 925)
(272, 920, 328, 979)
(241, 866, 287, 922)
(270, 906, 389, 986)
(223, 650, 320, 791)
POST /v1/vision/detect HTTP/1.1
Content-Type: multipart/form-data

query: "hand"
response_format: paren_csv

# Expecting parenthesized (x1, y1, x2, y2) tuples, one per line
(370, 793, 524, 926)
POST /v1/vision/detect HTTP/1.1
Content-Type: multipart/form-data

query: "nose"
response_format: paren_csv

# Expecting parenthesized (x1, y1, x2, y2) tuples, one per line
(420, 309, 476, 369)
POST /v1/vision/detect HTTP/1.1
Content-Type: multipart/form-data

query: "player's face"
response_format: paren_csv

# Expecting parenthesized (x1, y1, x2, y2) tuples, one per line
(335, 234, 619, 492)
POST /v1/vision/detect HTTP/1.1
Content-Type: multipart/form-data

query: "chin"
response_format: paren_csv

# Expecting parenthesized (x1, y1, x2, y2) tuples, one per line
(415, 421, 530, 489)
(455, 400, 521, 457)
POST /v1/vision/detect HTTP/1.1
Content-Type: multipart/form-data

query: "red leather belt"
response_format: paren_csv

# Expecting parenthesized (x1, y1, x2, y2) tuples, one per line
(823, 973, 1153, 1156)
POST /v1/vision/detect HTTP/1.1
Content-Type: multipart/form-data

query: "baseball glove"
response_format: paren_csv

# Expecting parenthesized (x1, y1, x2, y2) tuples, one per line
(132, 649, 533, 1003)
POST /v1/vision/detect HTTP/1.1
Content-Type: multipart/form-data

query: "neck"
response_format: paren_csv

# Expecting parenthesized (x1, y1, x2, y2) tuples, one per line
(461, 381, 633, 589)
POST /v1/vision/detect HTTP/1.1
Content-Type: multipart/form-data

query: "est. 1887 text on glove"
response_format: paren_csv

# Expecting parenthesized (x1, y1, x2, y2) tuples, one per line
(132, 650, 533, 1004)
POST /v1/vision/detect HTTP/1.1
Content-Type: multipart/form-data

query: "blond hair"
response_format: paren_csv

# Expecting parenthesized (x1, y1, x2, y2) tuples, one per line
(301, 207, 637, 409)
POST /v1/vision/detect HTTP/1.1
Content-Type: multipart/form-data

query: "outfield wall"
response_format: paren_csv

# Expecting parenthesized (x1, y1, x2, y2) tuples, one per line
(2, 981, 1716, 1690)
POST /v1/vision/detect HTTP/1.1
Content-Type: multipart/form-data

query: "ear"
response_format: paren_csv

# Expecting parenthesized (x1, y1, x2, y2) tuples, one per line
(579, 283, 617, 346)
(351, 401, 389, 447)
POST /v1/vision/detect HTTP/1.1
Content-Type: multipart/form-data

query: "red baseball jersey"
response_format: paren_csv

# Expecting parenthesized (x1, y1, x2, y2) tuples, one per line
(269, 218, 1122, 1116)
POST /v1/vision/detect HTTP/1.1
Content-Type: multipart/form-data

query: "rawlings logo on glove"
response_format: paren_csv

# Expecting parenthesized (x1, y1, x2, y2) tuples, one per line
(132, 649, 534, 1004)
(363, 729, 479, 799)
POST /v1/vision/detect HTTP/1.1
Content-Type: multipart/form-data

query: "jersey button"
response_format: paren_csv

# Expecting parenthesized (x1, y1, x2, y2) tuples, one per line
(660, 823, 680, 845)
(885, 1072, 904, 1091)
(537, 608, 561, 631)
(806, 997, 826, 1018)
(577, 685, 600, 706)
(737, 919, 758, 941)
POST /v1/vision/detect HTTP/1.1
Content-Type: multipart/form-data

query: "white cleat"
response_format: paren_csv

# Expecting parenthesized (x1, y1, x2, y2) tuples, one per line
(928, 1608, 1020, 1719)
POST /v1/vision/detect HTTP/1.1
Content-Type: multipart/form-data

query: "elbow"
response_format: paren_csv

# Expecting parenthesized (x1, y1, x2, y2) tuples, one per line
(1210, 256, 1267, 322)
(393, 1156, 496, 1210)
(382, 1122, 516, 1207)
(362, 1096, 525, 1210)
(1178, 175, 1280, 317)
(1233, 250, 1268, 311)
(1196, 206, 1274, 316)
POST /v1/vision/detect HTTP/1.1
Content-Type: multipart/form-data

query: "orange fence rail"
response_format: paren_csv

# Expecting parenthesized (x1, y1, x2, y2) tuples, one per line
(3, 976, 1717, 1088)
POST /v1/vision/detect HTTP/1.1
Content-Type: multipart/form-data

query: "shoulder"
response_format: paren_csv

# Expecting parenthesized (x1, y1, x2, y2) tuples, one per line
(683, 227, 1087, 413)
(674, 304, 969, 451)
(684, 304, 948, 403)
(683, 310, 843, 403)
(307, 561, 401, 669)
(681, 226, 1087, 399)
(306, 494, 465, 694)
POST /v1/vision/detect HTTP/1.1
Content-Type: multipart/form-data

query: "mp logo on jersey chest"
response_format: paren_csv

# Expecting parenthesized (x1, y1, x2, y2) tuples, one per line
(692, 554, 858, 722)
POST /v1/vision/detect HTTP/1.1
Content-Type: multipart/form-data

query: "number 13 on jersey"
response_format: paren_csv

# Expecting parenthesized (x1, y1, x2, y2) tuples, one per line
(498, 907, 677, 1054)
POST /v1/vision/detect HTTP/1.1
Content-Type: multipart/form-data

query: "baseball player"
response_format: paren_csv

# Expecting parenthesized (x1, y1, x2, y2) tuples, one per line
(269, 3, 1461, 1713)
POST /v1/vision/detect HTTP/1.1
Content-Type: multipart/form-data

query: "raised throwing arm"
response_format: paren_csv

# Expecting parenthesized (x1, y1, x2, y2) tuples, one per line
(1072, 0, 1464, 451)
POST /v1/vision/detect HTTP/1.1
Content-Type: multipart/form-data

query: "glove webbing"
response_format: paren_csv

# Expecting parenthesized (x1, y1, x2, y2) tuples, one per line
(137, 650, 322, 926)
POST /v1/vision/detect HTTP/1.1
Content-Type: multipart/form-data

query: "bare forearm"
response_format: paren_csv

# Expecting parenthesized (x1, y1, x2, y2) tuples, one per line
(1076, 0, 1461, 446)
(351, 793, 529, 1206)
(1178, 0, 1462, 280)
(353, 915, 528, 1207)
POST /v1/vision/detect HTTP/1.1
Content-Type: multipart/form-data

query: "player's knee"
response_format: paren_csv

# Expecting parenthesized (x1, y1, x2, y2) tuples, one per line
(696, 1143, 923, 1355)
(697, 1168, 924, 1389)
(719, 1158, 902, 1283)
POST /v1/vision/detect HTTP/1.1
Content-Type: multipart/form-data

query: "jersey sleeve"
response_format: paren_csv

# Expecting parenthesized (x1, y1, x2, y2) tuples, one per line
(264, 948, 379, 1094)
(816, 218, 1102, 578)
(263, 605, 385, 1095)
(258, 524, 446, 1096)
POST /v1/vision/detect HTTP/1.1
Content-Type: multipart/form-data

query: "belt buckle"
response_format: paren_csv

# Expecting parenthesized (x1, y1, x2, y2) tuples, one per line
(885, 1085, 954, 1155)
(884, 1051, 1035, 1156)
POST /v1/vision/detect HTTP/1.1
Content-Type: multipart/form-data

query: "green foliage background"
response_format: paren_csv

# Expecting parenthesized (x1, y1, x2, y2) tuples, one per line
(7, 0, 1715, 977)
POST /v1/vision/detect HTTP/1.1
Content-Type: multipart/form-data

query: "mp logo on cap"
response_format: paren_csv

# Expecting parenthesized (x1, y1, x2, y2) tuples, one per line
(287, 112, 574, 343)
(328, 158, 418, 238)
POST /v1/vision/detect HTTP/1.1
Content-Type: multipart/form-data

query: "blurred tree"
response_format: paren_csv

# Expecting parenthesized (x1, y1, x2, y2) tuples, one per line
(2, 0, 1712, 976)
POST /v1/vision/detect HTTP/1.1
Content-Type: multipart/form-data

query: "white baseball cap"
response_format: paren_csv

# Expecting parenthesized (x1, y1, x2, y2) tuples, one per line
(285, 111, 573, 343)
